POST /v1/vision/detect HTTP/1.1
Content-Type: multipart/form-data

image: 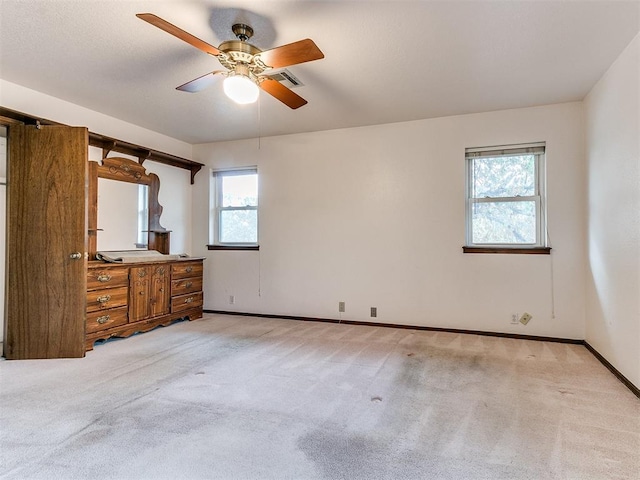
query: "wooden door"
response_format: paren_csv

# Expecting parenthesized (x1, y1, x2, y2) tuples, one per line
(5, 125, 88, 359)
(129, 266, 150, 321)
(150, 265, 170, 317)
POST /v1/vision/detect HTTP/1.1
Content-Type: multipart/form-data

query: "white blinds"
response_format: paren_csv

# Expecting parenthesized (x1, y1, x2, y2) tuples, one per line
(466, 142, 545, 159)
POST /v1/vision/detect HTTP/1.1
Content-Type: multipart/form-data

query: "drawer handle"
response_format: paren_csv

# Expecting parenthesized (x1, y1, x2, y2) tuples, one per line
(184, 297, 194, 304)
(185, 281, 193, 288)
(97, 274, 112, 282)
(96, 295, 111, 304)
(186, 266, 193, 273)
(96, 315, 110, 324)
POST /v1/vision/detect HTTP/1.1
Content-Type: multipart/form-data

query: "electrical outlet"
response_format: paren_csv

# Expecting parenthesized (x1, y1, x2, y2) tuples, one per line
(338, 301, 345, 313)
(520, 312, 532, 325)
(511, 313, 519, 324)
(229, 295, 235, 305)
(370, 307, 377, 318)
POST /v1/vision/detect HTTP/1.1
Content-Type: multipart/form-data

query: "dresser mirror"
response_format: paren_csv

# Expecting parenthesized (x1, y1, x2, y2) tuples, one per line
(88, 157, 170, 259)
(97, 178, 148, 251)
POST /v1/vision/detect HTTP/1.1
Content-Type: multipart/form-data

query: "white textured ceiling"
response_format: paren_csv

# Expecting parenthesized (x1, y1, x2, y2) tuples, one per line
(0, 1, 638, 144)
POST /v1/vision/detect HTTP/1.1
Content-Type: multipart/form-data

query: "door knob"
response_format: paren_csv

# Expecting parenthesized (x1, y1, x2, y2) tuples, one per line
(69, 252, 82, 260)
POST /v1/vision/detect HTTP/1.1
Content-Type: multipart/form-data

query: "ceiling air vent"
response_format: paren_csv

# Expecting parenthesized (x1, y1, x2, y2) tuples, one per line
(265, 69, 304, 89)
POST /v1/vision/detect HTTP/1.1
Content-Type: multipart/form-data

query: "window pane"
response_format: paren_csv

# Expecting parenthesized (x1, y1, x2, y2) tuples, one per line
(472, 201, 536, 244)
(220, 209, 257, 243)
(222, 174, 257, 207)
(472, 155, 535, 198)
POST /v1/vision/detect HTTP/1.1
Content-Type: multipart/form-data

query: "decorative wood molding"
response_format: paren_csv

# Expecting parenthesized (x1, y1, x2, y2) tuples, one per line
(0, 106, 204, 183)
(97, 157, 152, 184)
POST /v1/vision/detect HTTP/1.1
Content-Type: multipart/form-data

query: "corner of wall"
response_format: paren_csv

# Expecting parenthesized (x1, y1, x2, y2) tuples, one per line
(583, 32, 640, 388)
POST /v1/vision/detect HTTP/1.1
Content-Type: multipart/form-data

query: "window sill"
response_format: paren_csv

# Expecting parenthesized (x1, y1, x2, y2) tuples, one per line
(463, 246, 551, 255)
(207, 245, 259, 251)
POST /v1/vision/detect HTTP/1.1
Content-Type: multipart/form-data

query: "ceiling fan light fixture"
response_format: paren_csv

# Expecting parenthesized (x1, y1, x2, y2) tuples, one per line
(223, 74, 259, 104)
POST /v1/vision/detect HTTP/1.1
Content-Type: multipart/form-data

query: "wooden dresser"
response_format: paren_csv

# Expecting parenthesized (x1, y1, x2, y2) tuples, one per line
(4, 123, 205, 360)
(86, 258, 204, 350)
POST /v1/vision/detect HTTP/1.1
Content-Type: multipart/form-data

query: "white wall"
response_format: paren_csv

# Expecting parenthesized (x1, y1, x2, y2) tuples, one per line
(584, 33, 640, 388)
(1, 81, 195, 353)
(193, 102, 586, 339)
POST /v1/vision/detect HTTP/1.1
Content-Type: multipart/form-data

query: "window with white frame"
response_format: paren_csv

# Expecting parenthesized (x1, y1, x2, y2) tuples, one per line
(465, 143, 546, 249)
(212, 168, 258, 246)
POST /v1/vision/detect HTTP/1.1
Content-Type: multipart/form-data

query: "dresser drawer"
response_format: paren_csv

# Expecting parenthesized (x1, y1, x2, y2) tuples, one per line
(171, 261, 203, 280)
(86, 306, 128, 334)
(171, 277, 202, 296)
(86, 286, 128, 312)
(87, 266, 129, 290)
(171, 291, 203, 314)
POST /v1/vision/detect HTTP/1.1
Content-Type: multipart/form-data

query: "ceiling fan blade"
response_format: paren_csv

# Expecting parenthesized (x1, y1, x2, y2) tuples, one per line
(136, 13, 220, 56)
(177, 71, 225, 93)
(257, 39, 324, 69)
(260, 78, 307, 109)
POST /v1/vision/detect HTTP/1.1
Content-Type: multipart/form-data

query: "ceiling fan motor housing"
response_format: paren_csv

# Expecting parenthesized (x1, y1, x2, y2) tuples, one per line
(218, 35, 267, 79)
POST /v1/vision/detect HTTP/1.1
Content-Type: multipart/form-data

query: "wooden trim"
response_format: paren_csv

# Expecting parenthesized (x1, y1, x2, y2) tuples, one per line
(584, 342, 640, 399)
(207, 245, 260, 251)
(97, 157, 153, 185)
(0, 115, 26, 126)
(88, 132, 204, 184)
(204, 310, 582, 344)
(86, 308, 202, 351)
(463, 246, 552, 254)
(87, 161, 98, 258)
(204, 310, 639, 397)
(0, 106, 204, 182)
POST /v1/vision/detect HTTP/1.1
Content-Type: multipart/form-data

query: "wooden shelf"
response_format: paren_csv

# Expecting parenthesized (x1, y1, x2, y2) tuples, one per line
(0, 106, 204, 184)
(89, 133, 203, 184)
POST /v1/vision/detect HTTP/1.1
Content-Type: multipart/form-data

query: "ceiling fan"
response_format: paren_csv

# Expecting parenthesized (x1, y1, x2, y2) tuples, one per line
(136, 13, 324, 109)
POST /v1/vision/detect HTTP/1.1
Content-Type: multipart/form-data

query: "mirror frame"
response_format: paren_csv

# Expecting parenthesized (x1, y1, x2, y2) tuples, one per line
(88, 157, 170, 259)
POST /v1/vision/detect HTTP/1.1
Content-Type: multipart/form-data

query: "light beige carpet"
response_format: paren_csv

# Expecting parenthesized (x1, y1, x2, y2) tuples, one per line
(0, 314, 638, 479)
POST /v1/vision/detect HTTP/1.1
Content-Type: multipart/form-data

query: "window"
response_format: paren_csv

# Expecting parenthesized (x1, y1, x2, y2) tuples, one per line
(211, 168, 258, 249)
(465, 143, 548, 252)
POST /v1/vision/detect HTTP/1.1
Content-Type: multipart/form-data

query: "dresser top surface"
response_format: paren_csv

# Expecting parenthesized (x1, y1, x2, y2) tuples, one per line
(88, 257, 204, 269)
